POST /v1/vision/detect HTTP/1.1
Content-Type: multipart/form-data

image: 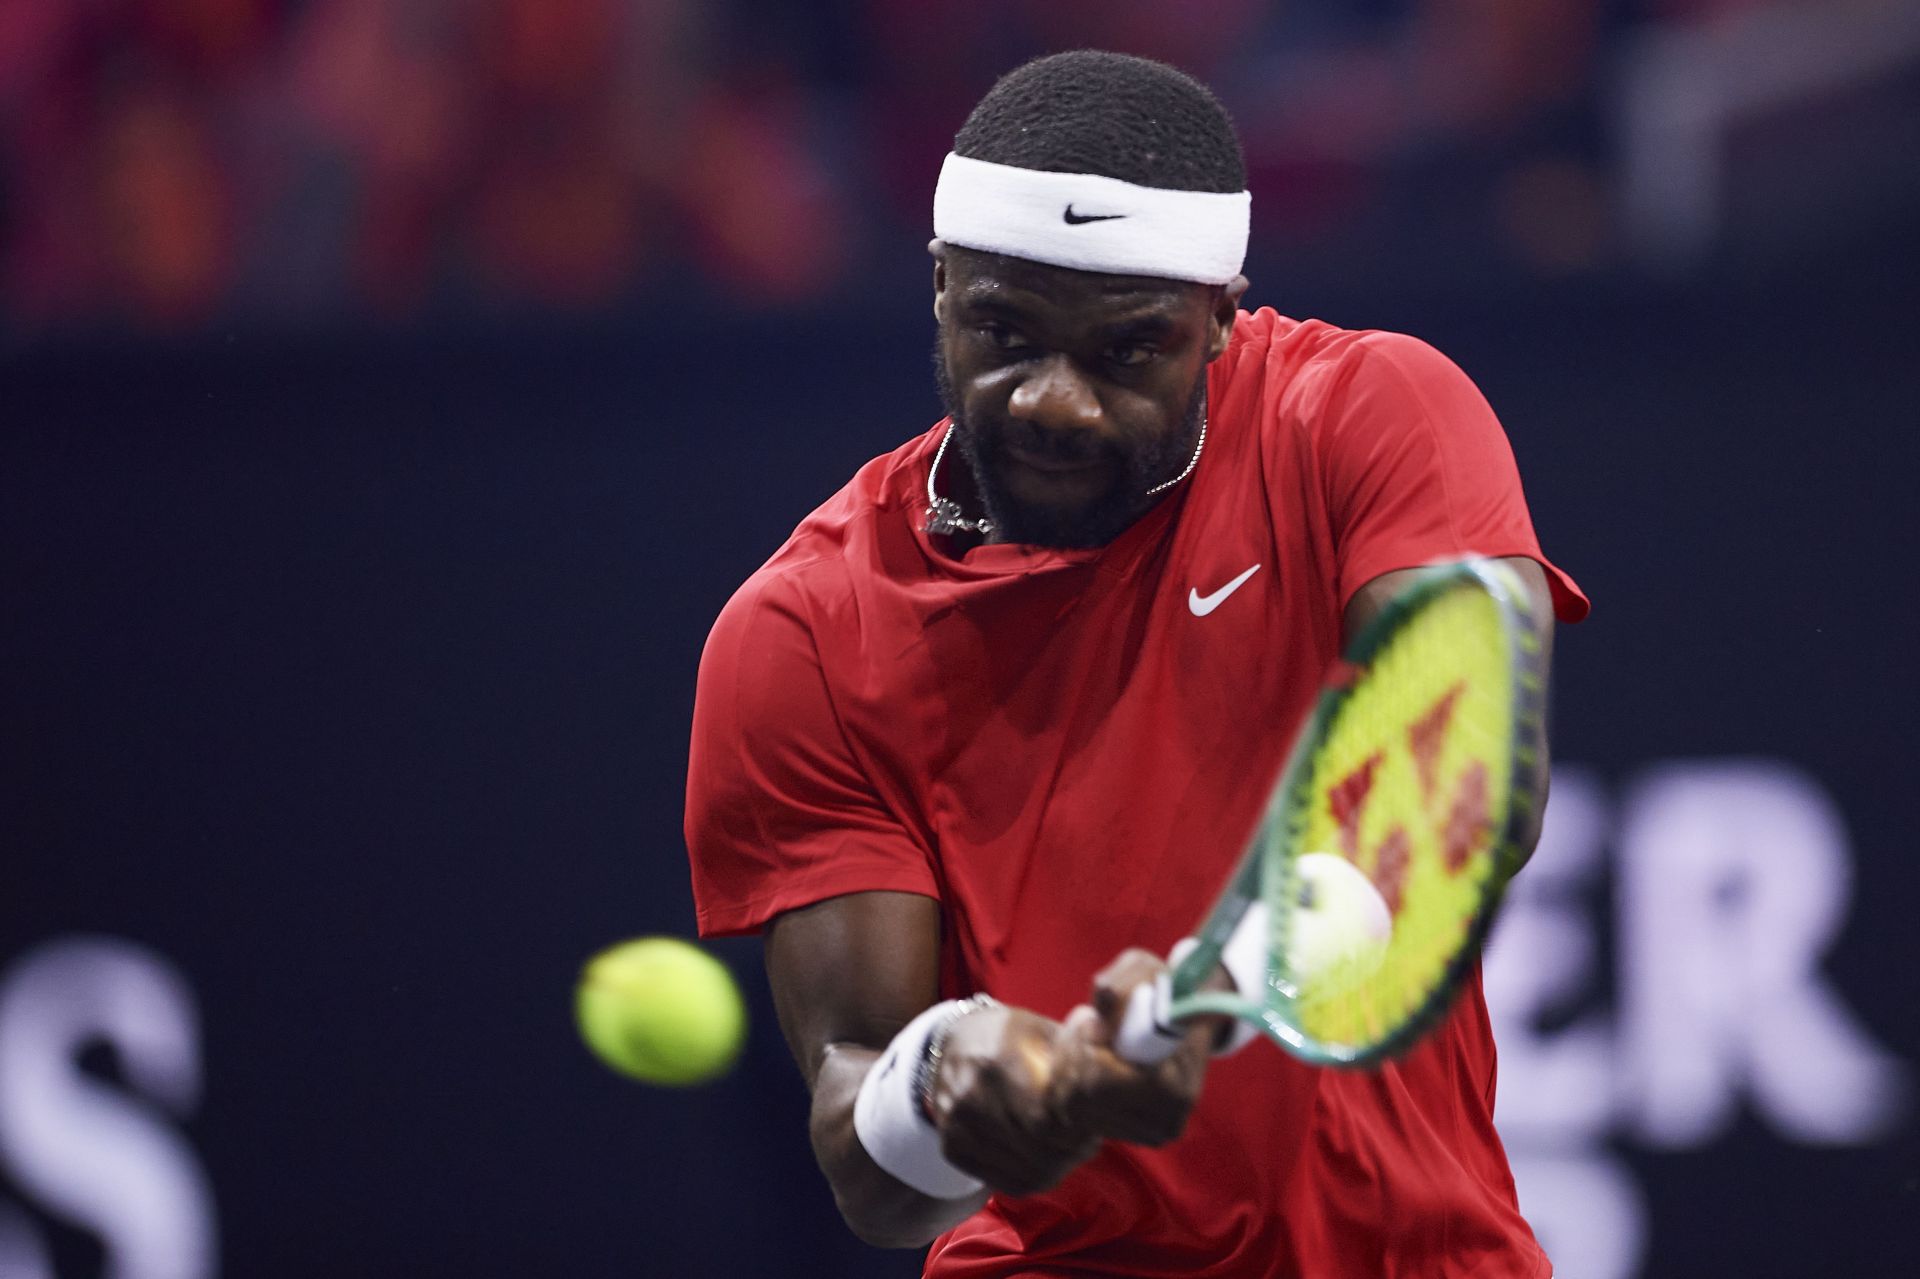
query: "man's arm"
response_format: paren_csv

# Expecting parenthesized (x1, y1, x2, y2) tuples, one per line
(764, 891, 985, 1247)
(1343, 555, 1557, 864)
(764, 891, 1213, 1248)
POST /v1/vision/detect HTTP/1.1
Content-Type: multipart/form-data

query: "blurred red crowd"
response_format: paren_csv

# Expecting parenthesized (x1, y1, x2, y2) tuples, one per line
(0, 0, 1772, 331)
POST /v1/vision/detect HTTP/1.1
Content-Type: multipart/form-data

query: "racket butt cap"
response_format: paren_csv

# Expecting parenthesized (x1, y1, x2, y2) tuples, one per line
(1115, 974, 1183, 1066)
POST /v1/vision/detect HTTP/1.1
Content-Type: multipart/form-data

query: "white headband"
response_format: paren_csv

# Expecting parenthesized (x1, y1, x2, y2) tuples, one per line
(932, 152, 1249, 285)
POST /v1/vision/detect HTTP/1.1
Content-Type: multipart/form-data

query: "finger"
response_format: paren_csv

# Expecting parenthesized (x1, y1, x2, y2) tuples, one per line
(1008, 1025, 1056, 1092)
(1089, 948, 1167, 1024)
(1040, 1007, 1113, 1132)
(941, 1089, 1097, 1197)
(1053, 1031, 1211, 1147)
(1081, 1082, 1192, 1146)
(929, 1006, 1055, 1127)
(941, 1124, 1069, 1198)
(1057, 1003, 1105, 1050)
(947, 1044, 1100, 1167)
(1001, 1059, 1108, 1164)
(1078, 1015, 1206, 1094)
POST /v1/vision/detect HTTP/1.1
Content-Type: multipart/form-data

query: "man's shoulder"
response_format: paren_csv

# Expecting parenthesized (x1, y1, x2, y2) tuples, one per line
(711, 424, 942, 640)
(1218, 310, 1466, 441)
(773, 423, 936, 571)
(1225, 308, 1449, 383)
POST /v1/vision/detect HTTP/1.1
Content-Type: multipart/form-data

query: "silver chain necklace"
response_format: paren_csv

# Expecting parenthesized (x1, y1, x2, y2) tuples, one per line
(923, 412, 1207, 539)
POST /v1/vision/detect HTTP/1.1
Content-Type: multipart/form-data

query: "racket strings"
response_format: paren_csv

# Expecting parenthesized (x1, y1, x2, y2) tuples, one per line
(1275, 583, 1518, 1050)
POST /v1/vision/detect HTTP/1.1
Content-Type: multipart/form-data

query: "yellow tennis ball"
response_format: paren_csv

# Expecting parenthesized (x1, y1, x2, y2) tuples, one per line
(575, 938, 746, 1086)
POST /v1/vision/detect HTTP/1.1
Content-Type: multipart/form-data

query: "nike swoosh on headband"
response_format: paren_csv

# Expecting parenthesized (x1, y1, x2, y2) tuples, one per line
(1063, 205, 1126, 225)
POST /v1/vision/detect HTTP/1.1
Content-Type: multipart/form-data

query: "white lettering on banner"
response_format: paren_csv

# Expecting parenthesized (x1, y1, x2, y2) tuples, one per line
(1486, 761, 1911, 1279)
(0, 938, 218, 1279)
(1617, 762, 1909, 1145)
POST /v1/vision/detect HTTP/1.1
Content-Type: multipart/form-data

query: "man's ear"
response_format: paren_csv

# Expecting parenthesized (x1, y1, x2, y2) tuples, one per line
(1207, 275, 1250, 361)
(930, 239, 948, 324)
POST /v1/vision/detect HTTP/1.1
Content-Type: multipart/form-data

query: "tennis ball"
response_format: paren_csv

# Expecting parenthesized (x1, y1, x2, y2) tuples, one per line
(1287, 853, 1394, 986)
(575, 937, 746, 1086)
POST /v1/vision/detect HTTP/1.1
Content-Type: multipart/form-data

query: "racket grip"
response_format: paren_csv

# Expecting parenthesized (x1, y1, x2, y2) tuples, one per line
(1114, 972, 1184, 1066)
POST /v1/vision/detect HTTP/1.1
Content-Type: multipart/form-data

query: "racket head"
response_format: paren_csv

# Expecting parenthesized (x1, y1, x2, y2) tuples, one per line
(1163, 557, 1546, 1067)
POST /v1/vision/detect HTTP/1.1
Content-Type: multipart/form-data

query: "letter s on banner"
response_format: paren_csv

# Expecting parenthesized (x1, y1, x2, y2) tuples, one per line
(0, 937, 218, 1279)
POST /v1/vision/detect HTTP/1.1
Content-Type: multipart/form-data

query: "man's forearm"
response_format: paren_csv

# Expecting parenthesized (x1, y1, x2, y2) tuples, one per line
(809, 1042, 989, 1248)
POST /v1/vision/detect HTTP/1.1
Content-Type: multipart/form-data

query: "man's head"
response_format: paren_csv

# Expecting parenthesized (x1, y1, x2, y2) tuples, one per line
(931, 51, 1250, 548)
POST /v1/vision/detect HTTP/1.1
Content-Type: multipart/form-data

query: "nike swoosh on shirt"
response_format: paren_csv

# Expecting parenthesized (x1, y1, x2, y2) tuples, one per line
(1188, 564, 1262, 617)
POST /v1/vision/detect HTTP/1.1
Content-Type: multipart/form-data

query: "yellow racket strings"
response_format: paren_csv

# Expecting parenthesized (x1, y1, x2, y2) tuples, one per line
(1282, 584, 1516, 1050)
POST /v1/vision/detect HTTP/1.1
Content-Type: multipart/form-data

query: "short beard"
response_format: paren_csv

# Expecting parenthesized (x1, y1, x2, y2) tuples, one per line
(932, 340, 1206, 549)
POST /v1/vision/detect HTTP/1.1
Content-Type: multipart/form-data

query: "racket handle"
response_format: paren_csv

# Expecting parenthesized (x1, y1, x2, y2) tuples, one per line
(1114, 973, 1184, 1066)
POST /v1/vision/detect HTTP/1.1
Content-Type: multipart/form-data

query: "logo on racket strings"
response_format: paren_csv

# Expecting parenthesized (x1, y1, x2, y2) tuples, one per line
(1323, 679, 1490, 913)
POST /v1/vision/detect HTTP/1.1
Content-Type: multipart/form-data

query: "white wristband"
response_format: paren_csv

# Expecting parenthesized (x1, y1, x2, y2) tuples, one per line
(1170, 900, 1272, 1057)
(852, 999, 987, 1200)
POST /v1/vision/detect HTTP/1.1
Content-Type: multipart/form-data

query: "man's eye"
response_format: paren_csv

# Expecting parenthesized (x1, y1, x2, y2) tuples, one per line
(980, 324, 1028, 351)
(1107, 344, 1154, 367)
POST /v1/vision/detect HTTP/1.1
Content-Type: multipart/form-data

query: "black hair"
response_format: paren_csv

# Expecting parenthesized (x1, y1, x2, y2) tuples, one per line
(953, 50, 1245, 195)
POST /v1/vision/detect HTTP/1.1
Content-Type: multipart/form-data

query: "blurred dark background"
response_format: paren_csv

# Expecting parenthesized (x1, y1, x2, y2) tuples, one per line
(4, 2, 1917, 1276)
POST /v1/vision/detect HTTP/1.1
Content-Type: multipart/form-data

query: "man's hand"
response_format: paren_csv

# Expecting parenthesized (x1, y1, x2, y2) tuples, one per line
(928, 950, 1218, 1196)
(1059, 947, 1219, 1145)
(926, 1003, 1101, 1197)
(767, 893, 1228, 1243)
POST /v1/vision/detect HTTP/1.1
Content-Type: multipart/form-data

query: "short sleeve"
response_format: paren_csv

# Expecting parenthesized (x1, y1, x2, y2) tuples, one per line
(1320, 332, 1588, 621)
(684, 568, 938, 938)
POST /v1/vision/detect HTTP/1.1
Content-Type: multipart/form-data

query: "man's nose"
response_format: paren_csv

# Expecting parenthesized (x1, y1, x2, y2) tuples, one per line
(1006, 355, 1102, 431)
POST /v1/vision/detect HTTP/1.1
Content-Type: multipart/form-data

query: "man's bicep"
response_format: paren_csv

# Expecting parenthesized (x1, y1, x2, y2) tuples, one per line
(764, 890, 943, 1090)
(1342, 556, 1555, 660)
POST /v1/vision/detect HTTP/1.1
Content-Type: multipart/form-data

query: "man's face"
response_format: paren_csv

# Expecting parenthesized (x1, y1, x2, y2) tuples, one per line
(933, 244, 1243, 548)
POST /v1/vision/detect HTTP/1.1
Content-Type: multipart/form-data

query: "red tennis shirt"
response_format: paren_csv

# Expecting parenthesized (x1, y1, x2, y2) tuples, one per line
(686, 308, 1588, 1277)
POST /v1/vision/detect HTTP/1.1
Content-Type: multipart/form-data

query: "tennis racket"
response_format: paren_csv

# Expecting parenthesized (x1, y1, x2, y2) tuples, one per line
(1114, 556, 1547, 1068)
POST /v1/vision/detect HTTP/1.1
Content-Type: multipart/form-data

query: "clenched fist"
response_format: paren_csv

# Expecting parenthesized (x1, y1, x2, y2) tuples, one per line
(926, 949, 1220, 1198)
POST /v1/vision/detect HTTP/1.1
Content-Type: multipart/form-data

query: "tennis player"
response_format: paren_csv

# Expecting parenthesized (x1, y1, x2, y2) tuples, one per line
(687, 51, 1587, 1277)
